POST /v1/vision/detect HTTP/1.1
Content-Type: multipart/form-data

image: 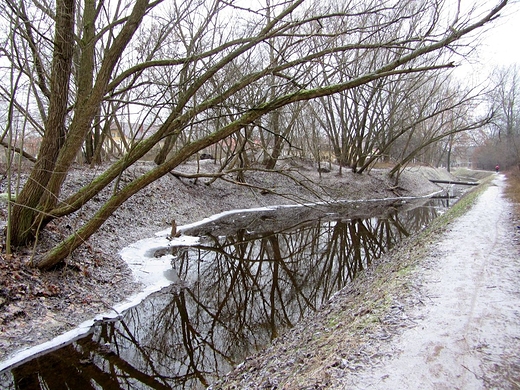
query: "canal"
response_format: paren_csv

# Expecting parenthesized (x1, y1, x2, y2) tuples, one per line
(0, 195, 457, 389)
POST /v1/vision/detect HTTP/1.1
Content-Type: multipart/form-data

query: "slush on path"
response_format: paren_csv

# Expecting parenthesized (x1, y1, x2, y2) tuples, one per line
(349, 174, 520, 389)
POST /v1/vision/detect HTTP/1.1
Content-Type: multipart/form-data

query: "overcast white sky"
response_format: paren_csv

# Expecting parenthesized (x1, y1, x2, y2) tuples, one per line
(454, 1, 519, 82)
(479, 3, 520, 67)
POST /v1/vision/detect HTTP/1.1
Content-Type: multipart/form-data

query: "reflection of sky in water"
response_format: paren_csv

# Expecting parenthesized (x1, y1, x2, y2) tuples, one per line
(0, 197, 449, 389)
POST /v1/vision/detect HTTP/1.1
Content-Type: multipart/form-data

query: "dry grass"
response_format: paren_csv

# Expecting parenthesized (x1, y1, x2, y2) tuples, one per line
(505, 170, 520, 215)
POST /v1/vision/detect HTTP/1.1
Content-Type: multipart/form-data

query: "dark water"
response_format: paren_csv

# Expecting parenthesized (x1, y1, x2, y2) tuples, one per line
(0, 197, 453, 389)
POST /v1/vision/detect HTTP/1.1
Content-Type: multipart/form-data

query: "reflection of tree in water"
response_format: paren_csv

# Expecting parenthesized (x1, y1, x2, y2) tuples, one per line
(7, 320, 174, 389)
(2, 203, 440, 389)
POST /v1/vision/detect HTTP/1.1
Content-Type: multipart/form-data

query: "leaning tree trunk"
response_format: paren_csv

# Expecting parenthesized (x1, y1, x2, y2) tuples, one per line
(11, 0, 152, 246)
(10, 0, 75, 246)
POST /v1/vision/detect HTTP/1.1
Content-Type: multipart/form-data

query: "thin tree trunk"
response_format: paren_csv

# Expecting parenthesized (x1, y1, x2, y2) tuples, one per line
(264, 133, 283, 170)
(154, 133, 178, 164)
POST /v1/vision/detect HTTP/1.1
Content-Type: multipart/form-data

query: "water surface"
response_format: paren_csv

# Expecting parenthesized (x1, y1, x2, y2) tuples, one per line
(0, 197, 450, 389)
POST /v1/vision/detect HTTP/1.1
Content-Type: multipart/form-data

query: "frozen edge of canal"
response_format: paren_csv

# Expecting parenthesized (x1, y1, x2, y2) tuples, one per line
(0, 192, 441, 373)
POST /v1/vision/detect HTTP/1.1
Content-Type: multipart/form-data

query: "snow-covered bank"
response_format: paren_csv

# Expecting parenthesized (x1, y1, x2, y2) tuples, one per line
(0, 163, 455, 366)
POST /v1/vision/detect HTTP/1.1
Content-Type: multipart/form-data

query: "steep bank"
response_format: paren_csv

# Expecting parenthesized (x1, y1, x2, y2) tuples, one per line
(212, 174, 520, 389)
(0, 161, 446, 363)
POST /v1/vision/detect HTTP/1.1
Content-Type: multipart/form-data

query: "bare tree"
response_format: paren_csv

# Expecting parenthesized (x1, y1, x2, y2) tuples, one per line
(479, 65, 520, 169)
(387, 88, 492, 177)
(0, 0, 509, 269)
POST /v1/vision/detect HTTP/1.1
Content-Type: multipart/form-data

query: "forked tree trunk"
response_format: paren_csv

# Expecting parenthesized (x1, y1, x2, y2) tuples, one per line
(264, 133, 283, 170)
(10, 0, 152, 247)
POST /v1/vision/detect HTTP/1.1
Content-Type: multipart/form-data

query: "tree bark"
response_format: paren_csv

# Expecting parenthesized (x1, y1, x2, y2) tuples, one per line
(78, 0, 97, 164)
(10, 0, 76, 245)
(41, 0, 152, 209)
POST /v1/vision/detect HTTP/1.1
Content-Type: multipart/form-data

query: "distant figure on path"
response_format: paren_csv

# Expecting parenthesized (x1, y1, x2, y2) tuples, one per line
(495, 164, 500, 173)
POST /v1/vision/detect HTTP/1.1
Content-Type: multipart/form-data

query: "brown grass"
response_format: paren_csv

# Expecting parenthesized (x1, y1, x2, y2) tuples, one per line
(505, 170, 520, 216)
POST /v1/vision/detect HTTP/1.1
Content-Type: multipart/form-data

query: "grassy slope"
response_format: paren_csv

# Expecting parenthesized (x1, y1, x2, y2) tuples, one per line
(213, 172, 498, 389)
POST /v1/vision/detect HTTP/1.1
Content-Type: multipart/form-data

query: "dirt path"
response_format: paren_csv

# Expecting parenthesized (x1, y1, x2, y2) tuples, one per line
(341, 175, 520, 389)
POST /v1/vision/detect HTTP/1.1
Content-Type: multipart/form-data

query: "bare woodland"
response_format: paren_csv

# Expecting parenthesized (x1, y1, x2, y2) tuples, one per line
(0, 0, 517, 269)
